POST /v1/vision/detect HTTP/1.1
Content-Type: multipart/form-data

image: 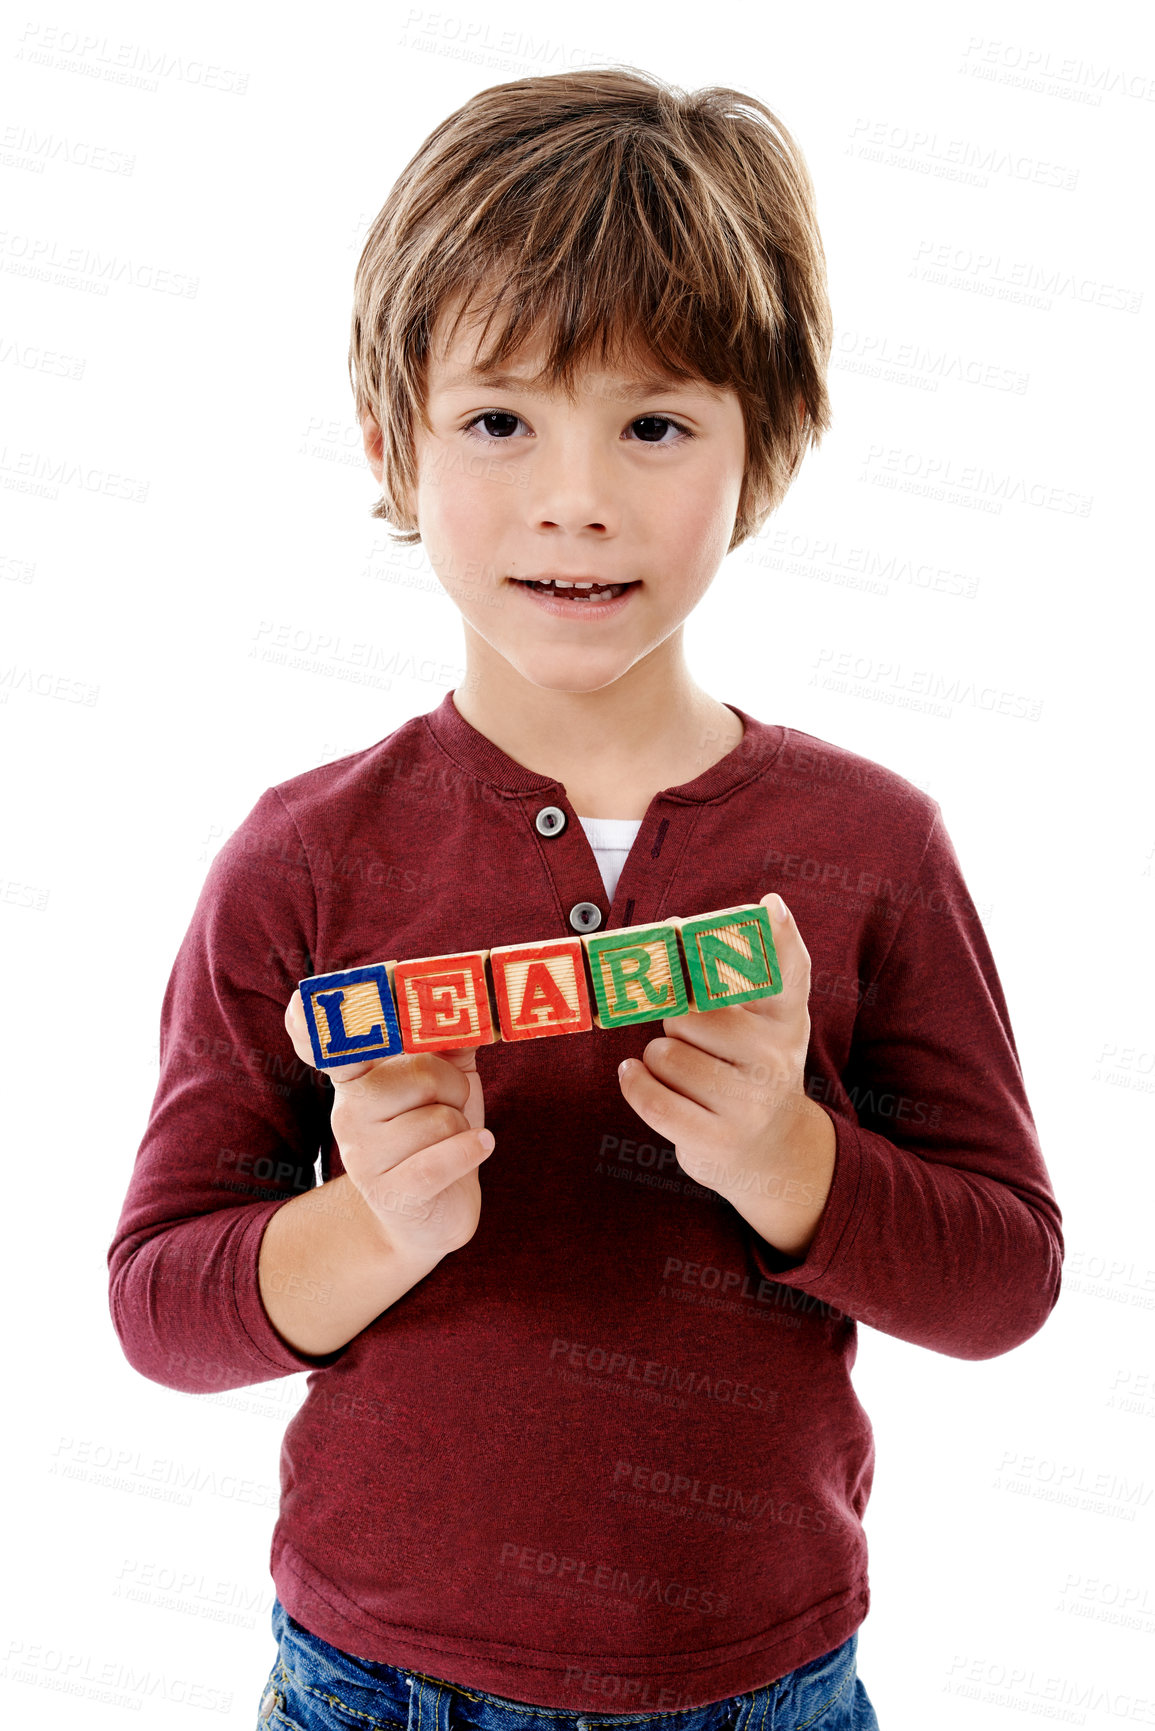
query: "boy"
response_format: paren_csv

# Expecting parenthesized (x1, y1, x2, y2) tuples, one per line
(107, 65, 1062, 1730)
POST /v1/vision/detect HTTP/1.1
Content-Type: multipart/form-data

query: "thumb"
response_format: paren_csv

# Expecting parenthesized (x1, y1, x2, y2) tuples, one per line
(284, 989, 379, 1083)
(735, 892, 810, 1017)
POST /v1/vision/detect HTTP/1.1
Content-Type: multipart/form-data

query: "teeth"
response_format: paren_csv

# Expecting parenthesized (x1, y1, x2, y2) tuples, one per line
(522, 577, 627, 601)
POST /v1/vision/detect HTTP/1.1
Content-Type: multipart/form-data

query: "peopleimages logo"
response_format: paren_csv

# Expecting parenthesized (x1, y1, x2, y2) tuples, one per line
(810, 649, 1044, 723)
(958, 35, 1155, 104)
(548, 1336, 777, 1411)
(859, 444, 1093, 516)
(911, 238, 1142, 314)
(611, 1458, 829, 1531)
(498, 1539, 731, 1617)
(832, 325, 1028, 394)
(847, 116, 1079, 190)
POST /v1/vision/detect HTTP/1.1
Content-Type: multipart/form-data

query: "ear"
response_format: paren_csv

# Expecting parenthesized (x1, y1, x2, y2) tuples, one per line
(797, 392, 806, 428)
(360, 407, 384, 479)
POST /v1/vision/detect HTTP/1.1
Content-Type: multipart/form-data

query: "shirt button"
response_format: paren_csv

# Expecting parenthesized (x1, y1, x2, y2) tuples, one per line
(569, 901, 602, 933)
(535, 805, 567, 837)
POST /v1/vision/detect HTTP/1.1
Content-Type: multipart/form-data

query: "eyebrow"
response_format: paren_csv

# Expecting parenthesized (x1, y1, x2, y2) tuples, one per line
(434, 365, 717, 399)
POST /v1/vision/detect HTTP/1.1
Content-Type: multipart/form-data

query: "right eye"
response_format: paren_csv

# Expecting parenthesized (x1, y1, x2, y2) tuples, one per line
(462, 411, 527, 442)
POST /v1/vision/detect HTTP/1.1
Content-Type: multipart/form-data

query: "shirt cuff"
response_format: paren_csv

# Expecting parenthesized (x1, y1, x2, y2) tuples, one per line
(747, 1106, 870, 1288)
(230, 1200, 347, 1377)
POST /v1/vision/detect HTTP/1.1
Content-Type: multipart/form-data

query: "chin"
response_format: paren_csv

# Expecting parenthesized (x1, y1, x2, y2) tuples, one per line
(512, 653, 637, 694)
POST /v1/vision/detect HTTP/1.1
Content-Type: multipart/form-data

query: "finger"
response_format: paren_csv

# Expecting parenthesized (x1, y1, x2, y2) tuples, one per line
(339, 1098, 476, 1170)
(335, 1050, 477, 1128)
(359, 1125, 494, 1226)
(633, 1034, 738, 1117)
(618, 1053, 719, 1145)
(394, 1044, 485, 1129)
(655, 1003, 779, 1067)
(638, 1031, 802, 1129)
(435, 1044, 480, 1083)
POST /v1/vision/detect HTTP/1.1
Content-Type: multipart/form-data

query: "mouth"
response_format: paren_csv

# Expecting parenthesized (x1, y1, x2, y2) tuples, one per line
(511, 577, 640, 604)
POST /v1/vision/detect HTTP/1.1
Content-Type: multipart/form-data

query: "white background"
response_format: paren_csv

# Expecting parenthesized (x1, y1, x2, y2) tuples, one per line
(2, 0, 1152, 1725)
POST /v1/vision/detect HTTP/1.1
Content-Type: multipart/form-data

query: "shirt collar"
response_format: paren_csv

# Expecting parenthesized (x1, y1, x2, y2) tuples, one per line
(421, 689, 784, 805)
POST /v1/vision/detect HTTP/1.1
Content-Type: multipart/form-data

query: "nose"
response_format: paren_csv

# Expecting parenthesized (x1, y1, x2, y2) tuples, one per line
(526, 432, 615, 535)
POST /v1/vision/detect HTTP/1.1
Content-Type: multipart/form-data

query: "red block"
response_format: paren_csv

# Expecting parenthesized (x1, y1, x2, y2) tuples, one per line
(387, 951, 500, 1052)
(489, 936, 593, 1042)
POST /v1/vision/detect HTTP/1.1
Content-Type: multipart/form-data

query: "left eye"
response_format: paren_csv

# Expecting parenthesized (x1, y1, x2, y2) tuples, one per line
(628, 415, 689, 444)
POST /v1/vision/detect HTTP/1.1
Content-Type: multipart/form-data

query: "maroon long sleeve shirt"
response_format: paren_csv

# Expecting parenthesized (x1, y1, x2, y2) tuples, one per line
(107, 693, 1063, 1709)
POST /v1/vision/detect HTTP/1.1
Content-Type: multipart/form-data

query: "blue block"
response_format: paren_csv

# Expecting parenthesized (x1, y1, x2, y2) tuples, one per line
(299, 964, 402, 1069)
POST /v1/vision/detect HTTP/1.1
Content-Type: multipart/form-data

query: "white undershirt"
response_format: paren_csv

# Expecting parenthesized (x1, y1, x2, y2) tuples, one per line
(577, 814, 644, 904)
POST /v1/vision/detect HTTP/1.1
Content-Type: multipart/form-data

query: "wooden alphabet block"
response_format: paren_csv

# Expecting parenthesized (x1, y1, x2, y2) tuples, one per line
(387, 950, 500, 1052)
(489, 935, 594, 1041)
(582, 921, 691, 1030)
(669, 903, 783, 1011)
(300, 963, 403, 1069)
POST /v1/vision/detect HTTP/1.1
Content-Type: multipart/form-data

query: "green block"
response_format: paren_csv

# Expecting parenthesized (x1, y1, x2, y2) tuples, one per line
(672, 904, 783, 1011)
(583, 922, 691, 1029)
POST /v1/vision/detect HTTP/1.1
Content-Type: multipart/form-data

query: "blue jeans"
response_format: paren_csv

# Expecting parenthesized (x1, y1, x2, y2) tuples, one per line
(257, 1597, 880, 1729)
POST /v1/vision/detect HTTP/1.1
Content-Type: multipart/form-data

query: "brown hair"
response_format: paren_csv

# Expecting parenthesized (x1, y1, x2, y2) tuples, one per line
(349, 64, 833, 553)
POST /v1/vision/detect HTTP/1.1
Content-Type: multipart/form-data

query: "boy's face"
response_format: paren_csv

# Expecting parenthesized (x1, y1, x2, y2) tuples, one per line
(362, 297, 747, 697)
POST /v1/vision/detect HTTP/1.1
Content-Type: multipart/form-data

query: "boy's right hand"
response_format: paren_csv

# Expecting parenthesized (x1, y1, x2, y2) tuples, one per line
(285, 991, 495, 1265)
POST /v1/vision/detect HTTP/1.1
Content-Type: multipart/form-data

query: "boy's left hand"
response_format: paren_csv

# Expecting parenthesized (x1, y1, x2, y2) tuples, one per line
(616, 892, 837, 1261)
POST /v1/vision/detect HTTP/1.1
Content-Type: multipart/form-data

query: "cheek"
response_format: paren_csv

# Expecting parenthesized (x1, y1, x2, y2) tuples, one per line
(654, 459, 740, 553)
(648, 492, 733, 592)
(419, 457, 506, 542)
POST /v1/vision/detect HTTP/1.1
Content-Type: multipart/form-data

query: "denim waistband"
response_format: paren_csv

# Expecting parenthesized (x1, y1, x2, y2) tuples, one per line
(268, 1598, 861, 1731)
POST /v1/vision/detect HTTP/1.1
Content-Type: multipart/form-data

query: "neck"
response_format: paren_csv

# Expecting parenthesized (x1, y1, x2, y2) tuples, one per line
(450, 627, 744, 818)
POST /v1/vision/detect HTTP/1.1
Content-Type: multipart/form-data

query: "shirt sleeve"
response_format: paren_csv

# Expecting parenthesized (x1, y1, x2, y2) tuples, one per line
(106, 787, 346, 1393)
(748, 802, 1064, 1360)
